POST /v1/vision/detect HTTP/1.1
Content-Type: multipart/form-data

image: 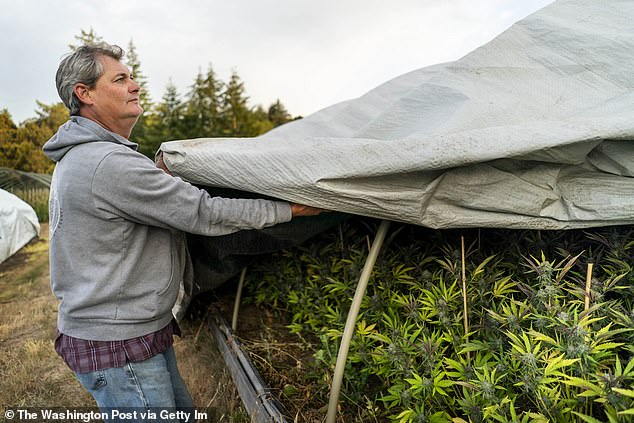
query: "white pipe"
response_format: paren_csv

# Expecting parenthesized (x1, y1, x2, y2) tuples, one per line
(326, 220, 391, 423)
(232, 267, 248, 331)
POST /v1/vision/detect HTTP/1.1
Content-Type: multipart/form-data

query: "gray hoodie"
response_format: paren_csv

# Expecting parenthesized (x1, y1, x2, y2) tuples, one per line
(43, 116, 292, 341)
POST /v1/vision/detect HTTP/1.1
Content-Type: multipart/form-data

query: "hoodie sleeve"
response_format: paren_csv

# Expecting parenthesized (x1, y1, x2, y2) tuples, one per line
(91, 147, 292, 236)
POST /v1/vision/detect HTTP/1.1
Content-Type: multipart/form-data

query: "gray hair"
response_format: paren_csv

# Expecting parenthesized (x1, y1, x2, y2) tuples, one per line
(55, 43, 125, 115)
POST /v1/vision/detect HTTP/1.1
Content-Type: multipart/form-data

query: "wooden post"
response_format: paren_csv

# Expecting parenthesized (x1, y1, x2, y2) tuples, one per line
(584, 262, 594, 312)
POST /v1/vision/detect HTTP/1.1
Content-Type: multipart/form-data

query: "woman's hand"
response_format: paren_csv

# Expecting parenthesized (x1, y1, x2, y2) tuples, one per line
(290, 203, 325, 217)
(155, 151, 173, 175)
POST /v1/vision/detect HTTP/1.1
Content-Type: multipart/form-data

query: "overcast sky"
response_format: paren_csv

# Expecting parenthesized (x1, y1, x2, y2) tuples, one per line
(1, 0, 554, 124)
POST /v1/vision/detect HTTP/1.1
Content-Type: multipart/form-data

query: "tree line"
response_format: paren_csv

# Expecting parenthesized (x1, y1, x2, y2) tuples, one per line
(0, 28, 298, 174)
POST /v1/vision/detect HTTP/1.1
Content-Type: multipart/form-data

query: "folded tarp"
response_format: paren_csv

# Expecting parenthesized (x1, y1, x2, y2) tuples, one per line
(0, 189, 40, 264)
(161, 0, 634, 230)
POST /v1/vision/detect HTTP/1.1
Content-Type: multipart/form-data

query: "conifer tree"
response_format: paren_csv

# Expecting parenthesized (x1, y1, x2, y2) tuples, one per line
(69, 27, 104, 50)
(267, 99, 292, 127)
(126, 40, 152, 111)
(221, 71, 257, 137)
(155, 79, 184, 139)
(252, 105, 275, 135)
(183, 65, 223, 138)
(126, 40, 153, 151)
(140, 80, 185, 157)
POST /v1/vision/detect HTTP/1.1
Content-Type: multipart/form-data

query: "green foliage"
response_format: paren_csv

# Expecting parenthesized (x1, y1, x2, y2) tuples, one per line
(68, 27, 103, 50)
(11, 187, 50, 222)
(181, 66, 224, 139)
(127, 39, 153, 151)
(0, 103, 67, 173)
(220, 71, 258, 137)
(267, 99, 292, 127)
(126, 40, 152, 111)
(242, 220, 634, 422)
(0, 28, 298, 170)
(0, 167, 51, 222)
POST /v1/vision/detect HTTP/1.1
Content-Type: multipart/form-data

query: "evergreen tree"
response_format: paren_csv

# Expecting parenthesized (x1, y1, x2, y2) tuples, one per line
(126, 40, 152, 111)
(221, 71, 257, 137)
(141, 80, 185, 157)
(267, 99, 292, 127)
(252, 105, 274, 135)
(126, 40, 153, 152)
(155, 80, 184, 139)
(183, 65, 223, 138)
(69, 27, 104, 50)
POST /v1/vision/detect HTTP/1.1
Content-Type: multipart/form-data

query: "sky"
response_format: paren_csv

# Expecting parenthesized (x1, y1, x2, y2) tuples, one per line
(1, 0, 554, 124)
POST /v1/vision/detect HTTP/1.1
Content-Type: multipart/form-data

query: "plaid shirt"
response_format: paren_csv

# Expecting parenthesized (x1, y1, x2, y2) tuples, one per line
(54, 321, 179, 374)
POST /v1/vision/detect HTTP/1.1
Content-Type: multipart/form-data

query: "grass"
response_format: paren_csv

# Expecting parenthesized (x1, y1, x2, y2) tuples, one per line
(0, 224, 248, 421)
(8, 188, 50, 223)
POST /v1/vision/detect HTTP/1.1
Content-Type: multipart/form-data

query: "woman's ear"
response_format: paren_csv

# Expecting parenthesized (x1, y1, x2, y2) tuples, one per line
(73, 83, 94, 106)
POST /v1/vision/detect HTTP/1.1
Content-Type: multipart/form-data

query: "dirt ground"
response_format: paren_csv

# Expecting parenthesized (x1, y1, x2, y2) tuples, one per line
(0, 224, 247, 422)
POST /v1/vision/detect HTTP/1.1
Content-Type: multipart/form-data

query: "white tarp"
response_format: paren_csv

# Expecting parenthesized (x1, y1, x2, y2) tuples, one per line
(0, 189, 40, 264)
(161, 0, 634, 230)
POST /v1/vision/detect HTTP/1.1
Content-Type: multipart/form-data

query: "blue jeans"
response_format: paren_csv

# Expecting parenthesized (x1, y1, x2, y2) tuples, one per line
(75, 346, 194, 422)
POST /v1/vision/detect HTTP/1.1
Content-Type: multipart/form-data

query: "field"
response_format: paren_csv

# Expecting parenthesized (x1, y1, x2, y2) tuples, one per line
(4, 219, 634, 423)
(0, 224, 247, 422)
